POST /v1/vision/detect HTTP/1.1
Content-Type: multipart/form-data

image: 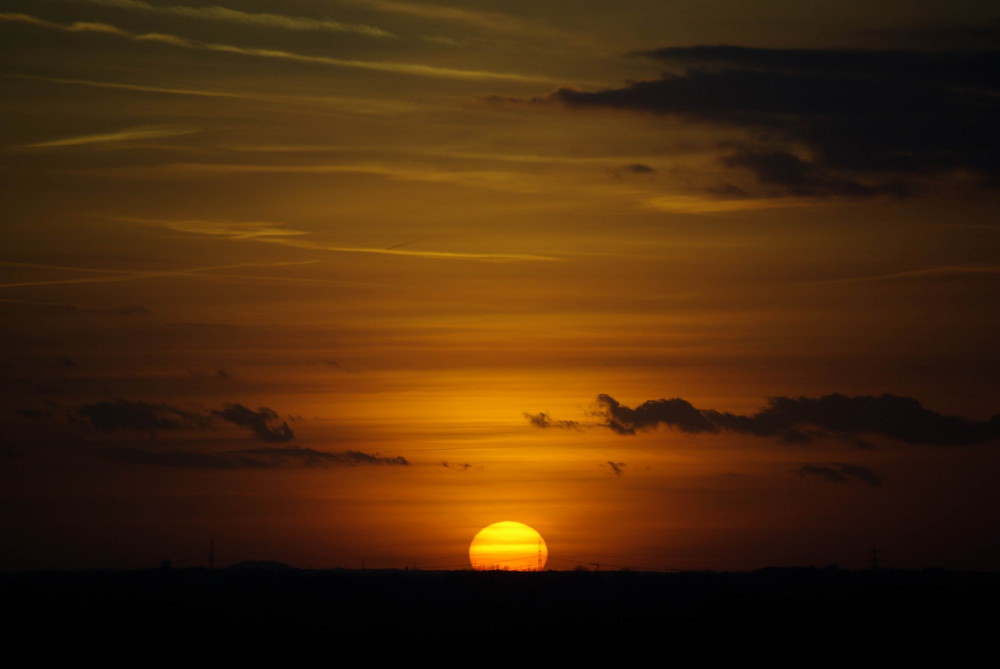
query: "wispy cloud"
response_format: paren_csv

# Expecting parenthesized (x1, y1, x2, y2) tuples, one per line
(69, 0, 393, 38)
(645, 194, 823, 214)
(0, 13, 552, 82)
(0, 258, 318, 289)
(340, 0, 590, 45)
(805, 264, 1000, 286)
(4, 74, 422, 117)
(125, 216, 558, 262)
(25, 124, 196, 148)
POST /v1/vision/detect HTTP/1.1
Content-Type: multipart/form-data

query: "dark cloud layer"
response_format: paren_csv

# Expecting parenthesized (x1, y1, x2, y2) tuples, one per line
(797, 463, 884, 486)
(535, 393, 999, 446)
(78, 399, 294, 442)
(79, 399, 209, 432)
(75, 399, 408, 469)
(505, 46, 1000, 196)
(212, 404, 294, 442)
(110, 446, 408, 469)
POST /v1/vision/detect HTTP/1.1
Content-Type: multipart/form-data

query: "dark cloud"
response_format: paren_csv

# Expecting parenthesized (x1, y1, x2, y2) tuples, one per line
(212, 404, 294, 442)
(609, 162, 656, 180)
(79, 399, 208, 432)
(721, 149, 911, 198)
(607, 461, 626, 476)
(320, 359, 359, 373)
(109, 446, 408, 469)
(507, 46, 1000, 196)
(78, 399, 297, 443)
(574, 393, 1000, 446)
(797, 463, 884, 486)
(597, 394, 716, 436)
(20, 408, 52, 421)
(441, 461, 472, 470)
(226, 447, 408, 467)
(524, 411, 580, 430)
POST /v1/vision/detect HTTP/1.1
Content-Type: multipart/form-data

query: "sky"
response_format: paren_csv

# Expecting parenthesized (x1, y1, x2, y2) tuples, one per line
(1, 0, 998, 572)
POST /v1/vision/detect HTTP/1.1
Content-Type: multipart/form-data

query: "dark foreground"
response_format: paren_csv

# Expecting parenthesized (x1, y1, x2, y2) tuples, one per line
(4, 566, 997, 656)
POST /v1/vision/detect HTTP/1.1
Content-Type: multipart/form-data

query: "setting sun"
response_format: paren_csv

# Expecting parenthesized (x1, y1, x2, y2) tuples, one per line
(469, 522, 548, 571)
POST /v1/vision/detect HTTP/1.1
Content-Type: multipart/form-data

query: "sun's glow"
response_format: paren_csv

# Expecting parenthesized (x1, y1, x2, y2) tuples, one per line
(469, 521, 548, 571)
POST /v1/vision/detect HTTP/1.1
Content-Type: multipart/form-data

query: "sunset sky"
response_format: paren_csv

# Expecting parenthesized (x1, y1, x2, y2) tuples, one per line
(2, 0, 998, 572)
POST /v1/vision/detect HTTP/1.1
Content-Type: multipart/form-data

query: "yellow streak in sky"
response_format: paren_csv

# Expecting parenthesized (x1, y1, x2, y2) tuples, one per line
(121, 217, 559, 263)
(25, 125, 196, 148)
(127, 161, 570, 197)
(4, 74, 422, 115)
(341, 0, 593, 46)
(646, 195, 823, 213)
(0, 13, 553, 83)
(73, 0, 394, 38)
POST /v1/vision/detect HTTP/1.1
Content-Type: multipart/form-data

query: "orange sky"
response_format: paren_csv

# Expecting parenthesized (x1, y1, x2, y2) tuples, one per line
(2, 1, 999, 571)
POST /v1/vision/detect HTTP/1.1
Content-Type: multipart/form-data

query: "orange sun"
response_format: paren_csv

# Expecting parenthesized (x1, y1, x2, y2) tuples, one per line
(469, 521, 548, 571)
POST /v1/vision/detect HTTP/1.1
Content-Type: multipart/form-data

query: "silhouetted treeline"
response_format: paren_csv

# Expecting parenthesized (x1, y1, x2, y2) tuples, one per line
(4, 566, 996, 653)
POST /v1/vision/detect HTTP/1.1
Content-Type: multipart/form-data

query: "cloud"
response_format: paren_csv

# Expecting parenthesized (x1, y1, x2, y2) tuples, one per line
(497, 45, 1000, 196)
(78, 399, 299, 443)
(721, 149, 911, 198)
(606, 461, 626, 476)
(79, 398, 209, 432)
(524, 412, 580, 430)
(109, 446, 409, 468)
(340, 0, 587, 45)
(796, 463, 884, 486)
(609, 163, 655, 180)
(24, 125, 197, 148)
(596, 395, 716, 436)
(212, 404, 294, 442)
(130, 215, 556, 262)
(72, 400, 407, 467)
(546, 393, 1000, 446)
(0, 13, 551, 83)
(226, 447, 408, 467)
(74, 0, 393, 38)
(0, 257, 320, 290)
(0, 297, 149, 316)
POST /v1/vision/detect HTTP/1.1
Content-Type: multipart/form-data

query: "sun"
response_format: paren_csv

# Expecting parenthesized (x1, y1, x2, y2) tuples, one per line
(469, 521, 548, 571)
